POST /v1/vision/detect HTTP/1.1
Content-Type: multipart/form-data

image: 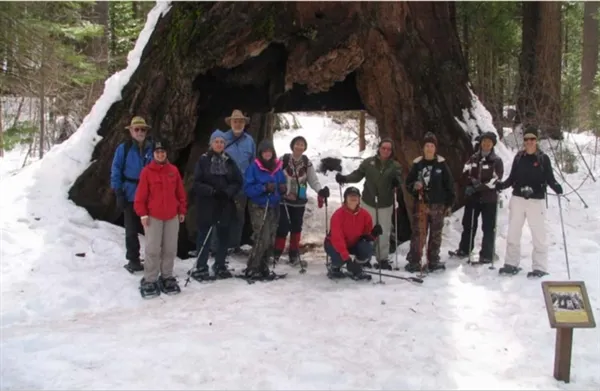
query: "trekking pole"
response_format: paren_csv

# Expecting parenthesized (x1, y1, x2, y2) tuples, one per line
(283, 203, 306, 274)
(557, 195, 571, 279)
(324, 197, 330, 269)
(393, 188, 400, 271)
(467, 205, 475, 265)
(185, 225, 214, 287)
(374, 195, 384, 285)
(361, 269, 423, 284)
(418, 189, 428, 279)
(248, 197, 271, 271)
(339, 184, 343, 204)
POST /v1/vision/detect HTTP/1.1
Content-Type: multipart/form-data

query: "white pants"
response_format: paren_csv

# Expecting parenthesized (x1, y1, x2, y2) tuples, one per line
(504, 196, 547, 271)
(362, 203, 393, 261)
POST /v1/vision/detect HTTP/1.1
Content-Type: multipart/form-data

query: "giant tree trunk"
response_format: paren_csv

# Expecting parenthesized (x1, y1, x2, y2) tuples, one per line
(69, 1, 480, 257)
(580, 1, 600, 128)
(516, 1, 563, 138)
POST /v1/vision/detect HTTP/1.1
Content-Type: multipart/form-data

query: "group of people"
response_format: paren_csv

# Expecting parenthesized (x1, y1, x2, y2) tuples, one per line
(110, 110, 564, 298)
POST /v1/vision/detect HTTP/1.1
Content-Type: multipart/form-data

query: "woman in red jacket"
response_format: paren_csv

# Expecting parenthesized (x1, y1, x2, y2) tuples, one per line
(134, 139, 187, 298)
(324, 186, 382, 280)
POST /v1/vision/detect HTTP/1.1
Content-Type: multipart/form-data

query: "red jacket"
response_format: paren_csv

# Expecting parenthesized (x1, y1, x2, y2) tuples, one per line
(134, 160, 187, 221)
(328, 205, 373, 260)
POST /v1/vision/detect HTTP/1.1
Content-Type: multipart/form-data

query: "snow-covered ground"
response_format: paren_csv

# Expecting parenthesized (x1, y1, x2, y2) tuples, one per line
(2, 110, 599, 389)
(2, 2, 600, 389)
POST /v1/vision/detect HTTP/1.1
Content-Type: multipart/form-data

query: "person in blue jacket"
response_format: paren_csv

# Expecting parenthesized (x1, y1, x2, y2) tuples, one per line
(243, 139, 286, 279)
(110, 116, 153, 273)
(209, 109, 256, 256)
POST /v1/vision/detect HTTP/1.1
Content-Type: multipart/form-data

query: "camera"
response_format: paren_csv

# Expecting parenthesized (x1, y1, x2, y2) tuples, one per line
(520, 186, 534, 199)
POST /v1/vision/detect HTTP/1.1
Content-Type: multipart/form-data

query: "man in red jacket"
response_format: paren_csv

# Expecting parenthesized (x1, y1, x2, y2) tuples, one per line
(324, 186, 382, 280)
(134, 139, 187, 298)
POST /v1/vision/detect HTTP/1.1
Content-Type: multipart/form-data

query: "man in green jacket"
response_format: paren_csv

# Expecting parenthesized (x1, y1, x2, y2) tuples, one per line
(335, 138, 403, 270)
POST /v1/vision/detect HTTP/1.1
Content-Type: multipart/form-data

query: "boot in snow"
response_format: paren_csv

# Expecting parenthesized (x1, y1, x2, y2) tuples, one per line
(448, 249, 470, 259)
(499, 264, 522, 276)
(346, 260, 372, 281)
(272, 249, 283, 265)
(404, 262, 422, 273)
(288, 250, 300, 266)
(327, 265, 346, 279)
(190, 266, 214, 282)
(527, 269, 549, 278)
(139, 278, 160, 299)
(374, 259, 393, 270)
(427, 262, 446, 272)
(213, 264, 233, 279)
(159, 276, 181, 295)
(124, 259, 144, 274)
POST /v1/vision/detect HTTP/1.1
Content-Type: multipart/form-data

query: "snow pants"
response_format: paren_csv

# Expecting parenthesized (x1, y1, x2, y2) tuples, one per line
(324, 238, 374, 267)
(362, 203, 393, 261)
(247, 201, 279, 270)
(504, 195, 547, 272)
(143, 216, 179, 283)
(458, 200, 498, 259)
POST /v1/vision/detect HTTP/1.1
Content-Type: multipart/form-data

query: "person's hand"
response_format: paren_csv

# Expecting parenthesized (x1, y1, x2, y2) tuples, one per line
(371, 224, 383, 237)
(465, 186, 476, 197)
(335, 173, 346, 185)
(179, 214, 185, 223)
(554, 184, 564, 195)
(265, 182, 276, 193)
(391, 177, 400, 188)
(141, 216, 150, 227)
(318, 186, 330, 198)
(414, 182, 423, 191)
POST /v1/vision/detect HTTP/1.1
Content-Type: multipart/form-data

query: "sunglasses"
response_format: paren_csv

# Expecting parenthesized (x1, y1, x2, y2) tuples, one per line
(524, 137, 537, 141)
(132, 128, 147, 133)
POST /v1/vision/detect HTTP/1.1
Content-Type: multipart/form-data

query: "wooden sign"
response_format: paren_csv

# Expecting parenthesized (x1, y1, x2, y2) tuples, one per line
(541, 281, 596, 383)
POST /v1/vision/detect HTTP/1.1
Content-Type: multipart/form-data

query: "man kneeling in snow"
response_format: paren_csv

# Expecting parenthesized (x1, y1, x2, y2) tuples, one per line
(324, 186, 383, 281)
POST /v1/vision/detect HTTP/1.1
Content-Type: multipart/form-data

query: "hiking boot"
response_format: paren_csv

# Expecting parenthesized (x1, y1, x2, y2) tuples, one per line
(327, 265, 345, 279)
(140, 277, 160, 297)
(374, 259, 393, 270)
(190, 265, 210, 280)
(527, 269, 549, 278)
(126, 259, 144, 272)
(449, 249, 470, 258)
(288, 250, 300, 266)
(213, 266, 233, 279)
(273, 249, 283, 264)
(159, 276, 181, 294)
(427, 262, 446, 272)
(499, 264, 521, 276)
(404, 262, 422, 273)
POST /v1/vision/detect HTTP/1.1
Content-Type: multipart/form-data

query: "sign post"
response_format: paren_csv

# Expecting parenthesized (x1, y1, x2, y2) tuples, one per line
(541, 281, 596, 383)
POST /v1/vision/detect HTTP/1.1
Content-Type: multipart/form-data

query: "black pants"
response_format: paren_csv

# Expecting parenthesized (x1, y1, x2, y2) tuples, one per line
(324, 238, 374, 267)
(458, 201, 497, 259)
(123, 202, 143, 262)
(196, 222, 229, 270)
(276, 204, 305, 236)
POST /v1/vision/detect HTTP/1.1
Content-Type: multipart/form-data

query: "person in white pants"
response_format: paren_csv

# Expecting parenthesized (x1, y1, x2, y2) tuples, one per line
(496, 126, 563, 278)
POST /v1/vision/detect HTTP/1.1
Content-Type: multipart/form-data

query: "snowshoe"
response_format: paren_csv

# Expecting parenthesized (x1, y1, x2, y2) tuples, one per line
(189, 266, 216, 283)
(448, 249, 470, 259)
(139, 278, 160, 299)
(298, 260, 308, 274)
(188, 250, 199, 258)
(498, 264, 522, 276)
(427, 262, 446, 272)
(159, 276, 181, 295)
(527, 269, 549, 279)
(213, 265, 233, 279)
(346, 260, 372, 281)
(124, 260, 144, 274)
(404, 262, 422, 273)
(374, 259, 393, 271)
(362, 260, 373, 269)
(345, 270, 372, 281)
(288, 251, 300, 266)
(327, 266, 346, 279)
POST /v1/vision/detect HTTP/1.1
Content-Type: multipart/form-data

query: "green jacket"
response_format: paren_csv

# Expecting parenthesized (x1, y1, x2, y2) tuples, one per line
(344, 155, 403, 208)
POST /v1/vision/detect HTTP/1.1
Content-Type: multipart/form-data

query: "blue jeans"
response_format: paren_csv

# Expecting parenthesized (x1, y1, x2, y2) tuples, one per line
(324, 238, 374, 267)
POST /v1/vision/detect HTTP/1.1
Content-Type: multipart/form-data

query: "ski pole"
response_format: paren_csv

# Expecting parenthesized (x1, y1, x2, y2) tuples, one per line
(361, 269, 424, 284)
(393, 188, 400, 271)
(324, 197, 330, 269)
(185, 225, 214, 287)
(339, 184, 343, 204)
(467, 204, 475, 264)
(374, 195, 384, 285)
(557, 195, 571, 279)
(489, 192, 501, 270)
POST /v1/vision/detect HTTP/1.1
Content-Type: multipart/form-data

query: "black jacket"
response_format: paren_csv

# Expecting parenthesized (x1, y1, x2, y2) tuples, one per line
(193, 151, 243, 226)
(498, 150, 560, 200)
(461, 149, 504, 203)
(406, 155, 455, 207)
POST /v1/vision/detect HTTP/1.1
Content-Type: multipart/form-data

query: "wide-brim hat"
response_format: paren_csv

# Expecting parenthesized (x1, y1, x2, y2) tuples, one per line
(225, 109, 250, 126)
(125, 116, 151, 129)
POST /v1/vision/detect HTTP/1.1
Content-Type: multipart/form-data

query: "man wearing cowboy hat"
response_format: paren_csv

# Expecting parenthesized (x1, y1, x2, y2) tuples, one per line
(212, 109, 256, 253)
(110, 116, 154, 273)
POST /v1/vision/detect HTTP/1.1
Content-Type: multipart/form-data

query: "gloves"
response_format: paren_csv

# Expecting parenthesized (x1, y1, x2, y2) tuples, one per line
(318, 186, 330, 198)
(496, 181, 506, 191)
(371, 224, 383, 237)
(213, 189, 229, 200)
(465, 186, 476, 197)
(391, 177, 400, 188)
(359, 234, 373, 242)
(278, 183, 287, 194)
(471, 178, 481, 187)
(553, 184, 564, 195)
(413, 181, 424, 191)
(335, 173, 346, 184)
(521, 186, 534, 199)
(265, 182, 276, 193)
(346, 259, 362, 275)
(115, 189, 126, 211)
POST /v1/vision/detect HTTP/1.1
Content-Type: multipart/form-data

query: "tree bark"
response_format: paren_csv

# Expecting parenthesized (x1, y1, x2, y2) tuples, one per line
(580, 1, 599, 128)
(516, 1, 562, 139)
(69, 1, 480, 256)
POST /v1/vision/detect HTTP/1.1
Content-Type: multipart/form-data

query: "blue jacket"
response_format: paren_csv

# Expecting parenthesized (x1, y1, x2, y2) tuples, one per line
(223, 130, 255, 176)
(244, 158, 286, 207)
(110, 140, 153, 202)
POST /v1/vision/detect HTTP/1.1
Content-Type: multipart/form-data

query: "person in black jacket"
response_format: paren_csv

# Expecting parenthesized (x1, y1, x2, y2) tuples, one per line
(451, 131, 504, 263)
(190, 130, 243, 281)
(405, 132, 455, 273)
(496, 126, 563, 278)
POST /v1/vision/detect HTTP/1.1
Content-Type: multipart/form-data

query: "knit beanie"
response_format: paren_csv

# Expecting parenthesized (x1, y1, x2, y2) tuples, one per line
(209, 129, 227, 145)
(523, 125, 538, 139)
(479, 131, 497, 146)
(422, 132, 438, 148)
